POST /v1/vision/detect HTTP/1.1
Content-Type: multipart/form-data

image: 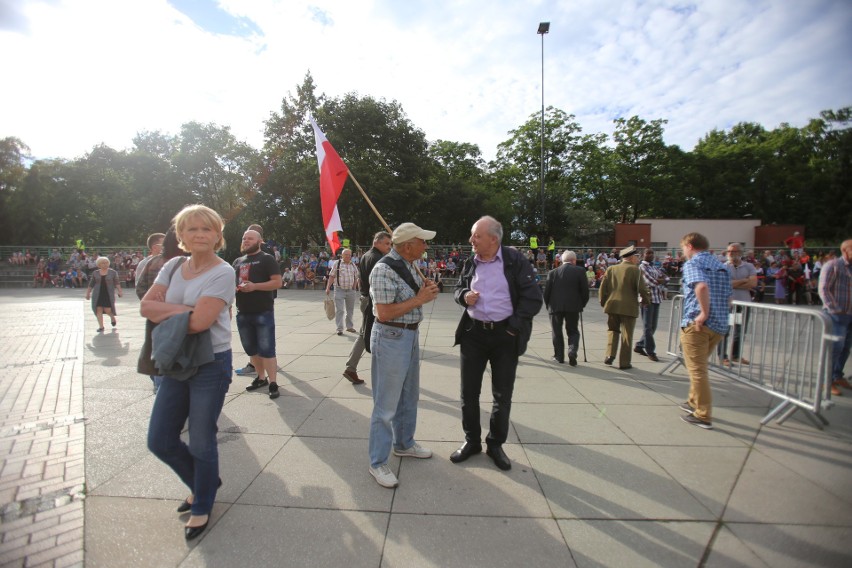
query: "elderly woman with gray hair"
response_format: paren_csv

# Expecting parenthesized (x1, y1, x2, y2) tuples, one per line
(85, 256, 122, 332)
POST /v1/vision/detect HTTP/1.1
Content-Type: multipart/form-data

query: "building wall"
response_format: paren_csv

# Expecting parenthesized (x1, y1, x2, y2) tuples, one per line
(632, 219, 763, 251)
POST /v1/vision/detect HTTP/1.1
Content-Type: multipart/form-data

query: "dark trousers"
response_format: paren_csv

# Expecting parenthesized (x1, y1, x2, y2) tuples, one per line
(460, 324, 519, 447)
(719, 305, 750, 360)
(549, 311, 580, 362)
(636, 302, 661, 355)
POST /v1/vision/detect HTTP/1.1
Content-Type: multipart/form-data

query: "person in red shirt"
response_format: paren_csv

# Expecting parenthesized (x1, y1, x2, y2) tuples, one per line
(784, 231, 805, 255)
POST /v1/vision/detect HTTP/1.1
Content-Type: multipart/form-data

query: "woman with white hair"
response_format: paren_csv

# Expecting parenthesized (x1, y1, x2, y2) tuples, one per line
(85, 256, 122, 332)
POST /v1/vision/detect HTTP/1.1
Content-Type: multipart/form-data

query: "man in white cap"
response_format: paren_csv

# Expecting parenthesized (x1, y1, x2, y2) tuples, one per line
(599, 245, 650, 370)
(367, 223, 440, 488)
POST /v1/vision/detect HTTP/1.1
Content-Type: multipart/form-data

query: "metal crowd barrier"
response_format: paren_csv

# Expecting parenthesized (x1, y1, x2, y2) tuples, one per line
(661, 295, 835, 429)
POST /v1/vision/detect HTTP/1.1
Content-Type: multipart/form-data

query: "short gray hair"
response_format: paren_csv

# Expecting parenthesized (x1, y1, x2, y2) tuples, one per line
(476, 216, 503, 241)
(561, 250, 577, 263)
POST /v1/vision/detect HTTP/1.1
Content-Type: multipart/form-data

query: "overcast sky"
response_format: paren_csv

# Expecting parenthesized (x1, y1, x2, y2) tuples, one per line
(1, 0, 850, 163)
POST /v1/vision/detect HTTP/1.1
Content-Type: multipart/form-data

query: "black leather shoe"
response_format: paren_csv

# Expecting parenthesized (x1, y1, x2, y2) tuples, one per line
(486, 445, 511, 471)
(450, 441, 482, 463)
(633, 346, 646, 356)
(604, 357, 614, 365)
(568, 356, 577, 367)
(184, 520, 209, 541)
(619, 364, 633, 370)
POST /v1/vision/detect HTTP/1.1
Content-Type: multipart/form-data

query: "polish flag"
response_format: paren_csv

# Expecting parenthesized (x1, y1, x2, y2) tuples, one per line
(310, 117, 348, 254)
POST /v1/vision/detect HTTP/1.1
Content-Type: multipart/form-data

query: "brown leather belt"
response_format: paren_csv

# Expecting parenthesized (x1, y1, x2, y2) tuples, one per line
(378, 321, 419, 330)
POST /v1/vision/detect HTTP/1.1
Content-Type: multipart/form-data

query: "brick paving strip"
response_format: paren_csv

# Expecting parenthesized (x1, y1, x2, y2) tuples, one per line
(0, 301, 85, 568)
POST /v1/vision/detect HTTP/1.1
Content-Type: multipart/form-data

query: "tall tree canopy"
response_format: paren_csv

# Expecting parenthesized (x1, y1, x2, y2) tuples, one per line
(0, 74, 848, 253)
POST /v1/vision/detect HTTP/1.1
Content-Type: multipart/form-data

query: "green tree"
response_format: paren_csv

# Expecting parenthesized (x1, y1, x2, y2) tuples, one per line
(491, 107, 583, 239)
(611, 116, 669, 223)
(0, 137, 31, 244)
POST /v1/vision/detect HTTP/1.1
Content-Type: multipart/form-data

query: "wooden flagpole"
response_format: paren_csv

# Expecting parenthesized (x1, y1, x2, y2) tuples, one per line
(346, 170, 429, 283)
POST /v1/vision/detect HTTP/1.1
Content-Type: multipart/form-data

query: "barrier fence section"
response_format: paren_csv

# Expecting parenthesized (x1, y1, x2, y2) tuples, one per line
(661, 295, 835, 430)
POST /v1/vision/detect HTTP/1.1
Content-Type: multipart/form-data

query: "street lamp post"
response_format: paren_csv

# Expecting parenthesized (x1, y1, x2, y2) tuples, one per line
(537, 21, 550, 230)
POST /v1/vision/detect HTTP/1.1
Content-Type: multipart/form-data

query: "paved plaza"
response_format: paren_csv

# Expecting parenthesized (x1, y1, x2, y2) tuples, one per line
(1, 288, 851, 567)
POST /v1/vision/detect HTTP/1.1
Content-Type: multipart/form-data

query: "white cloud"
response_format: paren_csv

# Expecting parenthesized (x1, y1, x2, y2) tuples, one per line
(1, 0, 849, 162)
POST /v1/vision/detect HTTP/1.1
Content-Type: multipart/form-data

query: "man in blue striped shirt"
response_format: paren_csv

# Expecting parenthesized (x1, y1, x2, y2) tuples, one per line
(679, 233, 732, 429)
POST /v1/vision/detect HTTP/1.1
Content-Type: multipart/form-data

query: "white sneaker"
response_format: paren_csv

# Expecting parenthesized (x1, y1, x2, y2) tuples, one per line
(393, 442, 433, 459)
(369, 464, 399, 488)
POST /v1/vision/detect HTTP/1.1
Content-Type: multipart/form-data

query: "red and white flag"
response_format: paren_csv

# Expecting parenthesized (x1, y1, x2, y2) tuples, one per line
(310, 117, 348, 254)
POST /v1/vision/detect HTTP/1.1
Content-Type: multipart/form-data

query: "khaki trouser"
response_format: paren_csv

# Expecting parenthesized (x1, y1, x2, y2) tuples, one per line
(606, 314, 636, 367)
(680, 324, 724, 421)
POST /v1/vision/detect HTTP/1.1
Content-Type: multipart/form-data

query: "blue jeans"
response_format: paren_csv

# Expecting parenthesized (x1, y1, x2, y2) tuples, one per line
(368, 323, 420, 468)
(236, 310, 276, 358)
(147, 350, 232, 516)
(826, 311, 852, 380)
(636, 302, 661, 355)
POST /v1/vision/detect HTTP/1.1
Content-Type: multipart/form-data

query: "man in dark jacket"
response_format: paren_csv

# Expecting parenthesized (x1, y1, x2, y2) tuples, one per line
(451, 216, 543, 471)
(544, 250, 590, 366)
(341, 230, 392, 385)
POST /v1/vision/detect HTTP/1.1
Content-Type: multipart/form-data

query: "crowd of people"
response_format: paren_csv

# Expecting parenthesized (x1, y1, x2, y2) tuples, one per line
(7, 238, 838, 308)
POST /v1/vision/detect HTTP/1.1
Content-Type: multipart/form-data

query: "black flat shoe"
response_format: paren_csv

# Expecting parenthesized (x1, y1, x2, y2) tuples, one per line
(450, 441, 482, 463)
(486, 445, 512, 471)
(604, 357, 614, 365)
(184, 520, 208, 541)
(177, 478, 222, 513)
(111, 319, 116, 327)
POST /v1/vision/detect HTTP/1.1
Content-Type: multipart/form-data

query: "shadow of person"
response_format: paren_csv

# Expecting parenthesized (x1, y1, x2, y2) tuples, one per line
(87, 331, 130, 366)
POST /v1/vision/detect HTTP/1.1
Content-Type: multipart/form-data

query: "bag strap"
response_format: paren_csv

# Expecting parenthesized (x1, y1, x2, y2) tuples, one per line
(165, 257, 187, 285)
(378, 256, 420, 294)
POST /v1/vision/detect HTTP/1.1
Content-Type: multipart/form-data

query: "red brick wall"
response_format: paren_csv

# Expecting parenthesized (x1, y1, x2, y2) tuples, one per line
(614, 224, 652, 248)
(754, 225, 805, 248)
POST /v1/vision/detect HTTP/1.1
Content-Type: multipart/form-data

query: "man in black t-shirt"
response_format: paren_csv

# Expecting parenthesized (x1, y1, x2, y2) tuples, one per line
(233, 230, 283, 399)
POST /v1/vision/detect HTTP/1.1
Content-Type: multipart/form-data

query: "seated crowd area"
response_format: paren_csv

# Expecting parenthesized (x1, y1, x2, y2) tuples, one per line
(6, 242, 834, 305)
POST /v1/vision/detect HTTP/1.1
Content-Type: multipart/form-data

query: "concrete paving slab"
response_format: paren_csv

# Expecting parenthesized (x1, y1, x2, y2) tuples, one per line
(708, 523, 852, 568)
(391, 441, 551, 518)
(526, 444, 714, 520)
(568, 377, 681, 406)
(90, 432, 287, 504)
(83, 387, 153, 421)
(601, 405, 753, 447)
(724, 449, 852, 525)
(641, 445, 750, 517)
(218, 392, 319, 436)
(273, 370, 349, 398)
(383, 514, 573, 568)
(703, 524, 769, 568)
(558, 519, 716, 568)
(235, 437, 395, 512)
(751, 427, 852, 504)
(417, 373, 464, 402)
(181, 505, 388, 568)
(84, 398, 154, 491)
(511, 403, 635, 445)
(512, 377, 588, 403)
(294, 397, 373, 439)
(5, 290, 852, 566)
(84, 496, 229, 568)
